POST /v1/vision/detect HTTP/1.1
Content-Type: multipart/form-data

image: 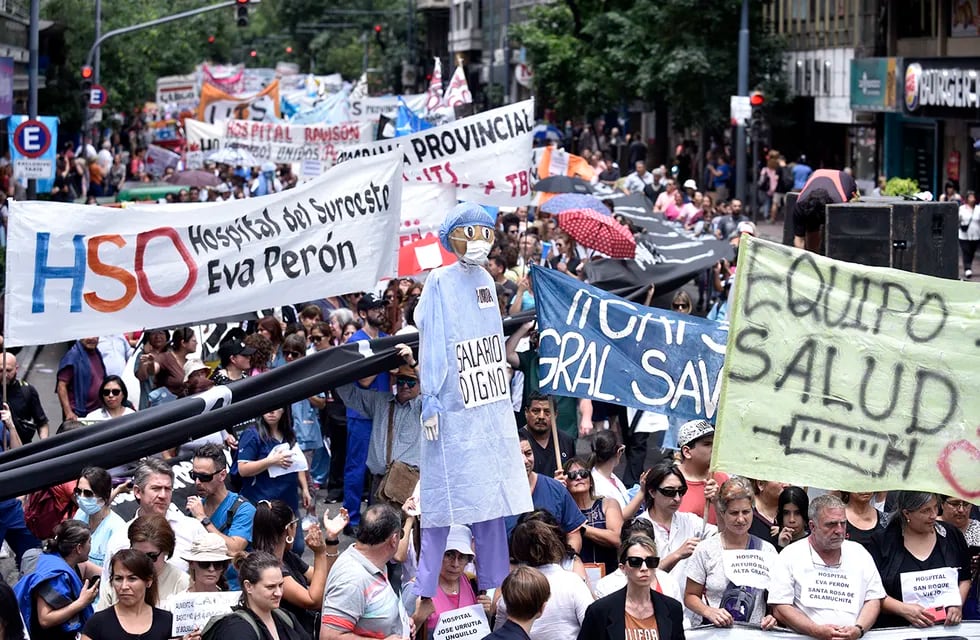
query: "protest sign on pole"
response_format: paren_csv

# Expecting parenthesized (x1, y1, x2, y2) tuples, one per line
(431, 604, 491, 640)
(337, 99, 535, 207)
(156, 74, 200, 108)
(531, 265, 728, 422)
(713, 236, 980, 500)
(4, 153, 404, 347)
(184, 119, 224, 170)
(196, 80, 281, 124)
(167, 591, 240, 636)
(223, 119, 375, 165)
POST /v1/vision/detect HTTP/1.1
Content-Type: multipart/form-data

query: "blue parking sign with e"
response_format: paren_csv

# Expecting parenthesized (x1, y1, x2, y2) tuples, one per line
(13, 119, 51, 158)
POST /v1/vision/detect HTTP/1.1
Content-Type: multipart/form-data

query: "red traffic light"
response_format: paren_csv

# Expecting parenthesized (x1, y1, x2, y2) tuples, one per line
(374, 24, 382, 33)
(250, 50, 257, 57)
(749, 91, 765, 107)
(285, 46, 293, 54)
(81, 65, 93, 79)
(208, 35, 216, 44)
(236, 0, 249, 4)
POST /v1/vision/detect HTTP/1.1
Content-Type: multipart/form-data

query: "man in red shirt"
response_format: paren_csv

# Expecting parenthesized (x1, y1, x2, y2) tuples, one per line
(676, 419, 728, 526)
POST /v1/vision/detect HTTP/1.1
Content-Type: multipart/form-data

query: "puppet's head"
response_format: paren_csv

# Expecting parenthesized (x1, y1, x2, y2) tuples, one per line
(438, 202, 496, 266)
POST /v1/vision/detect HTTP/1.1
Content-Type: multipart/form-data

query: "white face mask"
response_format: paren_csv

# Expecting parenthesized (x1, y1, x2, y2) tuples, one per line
(460, 240, 492, 266)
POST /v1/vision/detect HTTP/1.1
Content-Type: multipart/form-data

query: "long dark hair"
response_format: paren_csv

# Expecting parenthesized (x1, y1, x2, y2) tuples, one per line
(0, 582, 24, 640)
(251, 499, 295, 554)
(256, 406, 295, 447)
(109, 548, 158, 606)
(777, 486, 810, 531)
(99, 375, 129, 407)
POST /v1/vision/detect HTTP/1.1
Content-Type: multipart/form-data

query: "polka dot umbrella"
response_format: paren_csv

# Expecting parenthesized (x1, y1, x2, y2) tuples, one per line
(555, 208, 637, 259)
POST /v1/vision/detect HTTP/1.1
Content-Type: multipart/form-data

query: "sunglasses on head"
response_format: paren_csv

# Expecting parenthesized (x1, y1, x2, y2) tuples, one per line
(190, 471, 217, 483)
(73, 487, 96, 498)
(283, 350, 302, 359)
(102, 388, 122, 397)
(625, 555, 660, 569)
(141, 550, 163, 562)
(195, 560, 228, 571)
(566, 469, 590, 480)
(396, 377, 418, 388)
(656, 486, 687, 498)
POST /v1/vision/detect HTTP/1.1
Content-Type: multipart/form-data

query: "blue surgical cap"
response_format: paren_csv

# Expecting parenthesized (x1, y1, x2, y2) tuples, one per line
(438, 202, 495, 252)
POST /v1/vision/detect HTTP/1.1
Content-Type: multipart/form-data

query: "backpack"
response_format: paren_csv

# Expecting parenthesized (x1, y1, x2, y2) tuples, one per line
(202, 608, 294, 640)
(777, 166, 794, 193)
(24, 486, 74, 540)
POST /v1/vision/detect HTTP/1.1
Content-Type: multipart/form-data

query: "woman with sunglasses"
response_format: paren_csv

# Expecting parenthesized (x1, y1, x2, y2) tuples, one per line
(81, 549, 176, 640)
(88, 376, 135, 422)
(74, 467, 128, 569)
(563, 457, 622, 576)
(577, 535, 685, 640)
(670, 291, 693, 315)
(97, 514, 188, 611)
(939, 496, 979, 620)
(252, 499, 348, 636)
(684, 477, 778, 628)
(413, 525, 491, 636)
(181, 533, 233, 593)
(238, 406, 312, 554)
(637, 462, 715, 592)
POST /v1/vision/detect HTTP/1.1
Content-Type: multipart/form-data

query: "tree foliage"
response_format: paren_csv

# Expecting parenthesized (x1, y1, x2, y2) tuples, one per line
(512, 0, 787, 130)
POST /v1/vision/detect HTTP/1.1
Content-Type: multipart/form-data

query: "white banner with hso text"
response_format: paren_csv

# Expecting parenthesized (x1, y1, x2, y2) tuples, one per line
(337, 100, 535, 207)
(4, 153, 404, 347)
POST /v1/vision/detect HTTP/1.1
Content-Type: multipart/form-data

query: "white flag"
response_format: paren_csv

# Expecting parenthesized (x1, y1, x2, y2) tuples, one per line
(425, 57, 444, 113)
(350, 72, 368, 100)
(442, 64, 472, 107)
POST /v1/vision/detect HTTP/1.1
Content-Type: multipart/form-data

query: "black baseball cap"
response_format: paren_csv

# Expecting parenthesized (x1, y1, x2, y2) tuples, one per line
(357, 292, 386, 312)
(219, 339, 256, 361)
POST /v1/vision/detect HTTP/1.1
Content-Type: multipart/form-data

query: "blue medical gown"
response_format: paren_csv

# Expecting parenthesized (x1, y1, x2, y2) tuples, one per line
(416, 261, 533, 528)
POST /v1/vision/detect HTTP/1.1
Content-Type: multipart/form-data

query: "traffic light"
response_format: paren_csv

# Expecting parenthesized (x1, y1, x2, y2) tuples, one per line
(207, 35, 216, 44)
(749, 90, 765, 107)
(250, 50, 257, 58)
(236, 0, 249, 28)
(374, 24, 386, 50)
(81, 66, 93, 80)
(749, 90, 766, 139)
(285, 46, 293, 54)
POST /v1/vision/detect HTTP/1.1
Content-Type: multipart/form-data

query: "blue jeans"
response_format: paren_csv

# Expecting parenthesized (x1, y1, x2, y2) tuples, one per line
(310, 447, 330, 487)
(343, 418, 372, 526)
(0, 499, 40, 567)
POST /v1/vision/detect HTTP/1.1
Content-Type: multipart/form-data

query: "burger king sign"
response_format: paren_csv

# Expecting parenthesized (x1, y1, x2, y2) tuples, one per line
(902, 58, 980, 118)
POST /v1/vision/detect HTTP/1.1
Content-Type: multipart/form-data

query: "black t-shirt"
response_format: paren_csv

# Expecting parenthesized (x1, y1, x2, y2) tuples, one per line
(845, 510, 885, 552)
(217, 607, 312, 640)
(518, 427, 575, 476)
(281, 550, 318, 636)
(81, 607, 172, 640)
(5, 379, 48, 444)
(748, 508, 778, 547)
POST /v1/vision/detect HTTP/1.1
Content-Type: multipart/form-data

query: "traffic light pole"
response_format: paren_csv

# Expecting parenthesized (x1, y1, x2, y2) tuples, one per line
(734, 0, 749, 208)
(27, 0, 39, 198)
(82, 0, 240, 127)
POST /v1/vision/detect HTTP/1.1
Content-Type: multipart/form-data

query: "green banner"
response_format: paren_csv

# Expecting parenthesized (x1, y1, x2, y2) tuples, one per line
(713, 237, 978, 501)
(850, 57, 899, 112)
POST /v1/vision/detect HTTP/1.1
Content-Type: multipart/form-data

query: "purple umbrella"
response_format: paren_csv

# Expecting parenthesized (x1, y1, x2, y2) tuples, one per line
(540, 193, 611, 215)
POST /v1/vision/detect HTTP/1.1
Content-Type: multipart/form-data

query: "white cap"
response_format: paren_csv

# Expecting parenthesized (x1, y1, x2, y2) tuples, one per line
(444, 524, 474, 556)
(683, 179, 698, 190)
(736, 221, 756, 236)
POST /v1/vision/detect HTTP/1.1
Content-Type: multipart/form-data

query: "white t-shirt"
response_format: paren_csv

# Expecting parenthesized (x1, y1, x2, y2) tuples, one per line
(685, 534, 778, 625)
(591, 470, 630, 509)
(638, 510, 717, 595)
(768, 539, 885, 627)
(494, 564, 592, 640)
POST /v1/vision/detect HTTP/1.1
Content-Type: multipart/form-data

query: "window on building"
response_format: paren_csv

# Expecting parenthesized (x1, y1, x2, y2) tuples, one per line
(823, 60, 832, 95)
(463, 0, 470, 29)
(896, 0, 934, 38)
(792, 0, 808, 21)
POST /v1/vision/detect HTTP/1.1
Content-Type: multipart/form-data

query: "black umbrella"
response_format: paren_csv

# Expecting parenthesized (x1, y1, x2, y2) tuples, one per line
(533, 175, 594, 194)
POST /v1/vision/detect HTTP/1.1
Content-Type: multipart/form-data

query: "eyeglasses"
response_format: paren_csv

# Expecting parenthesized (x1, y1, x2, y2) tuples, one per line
(566, 469, 590, 481)
(444, 550, 473, 563)
(189, 471, 216, 483)
(396, 377, 418, 388)
(141, 550, 163, 562)
(102, 388, 122, 397)
(284, 350, 303, 359)
(625, 556, 660, 569)
(656, 486, 687, 498)
(195, 560, 229, 571)
(73, 487, 96, 498)
(672, 303, 690, 310)
(310, 335, 328, 343)
(945, 500, 970, 511)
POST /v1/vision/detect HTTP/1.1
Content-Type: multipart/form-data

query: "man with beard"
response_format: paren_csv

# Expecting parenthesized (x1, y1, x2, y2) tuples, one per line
(185, 443, 254, 555)
(343, 293, 390, 531)
(518, 392, 575, 476)
(770, 495, 884, 639)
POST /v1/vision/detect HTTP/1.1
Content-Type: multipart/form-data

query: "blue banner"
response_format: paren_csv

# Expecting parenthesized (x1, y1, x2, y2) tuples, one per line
(394, 98, 432, 137)
(8, 114, 58, 194)
(531, 265, 728, 426)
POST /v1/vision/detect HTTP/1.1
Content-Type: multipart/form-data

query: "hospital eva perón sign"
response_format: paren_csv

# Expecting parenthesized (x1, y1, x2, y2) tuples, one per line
(903, 57, 980, 119)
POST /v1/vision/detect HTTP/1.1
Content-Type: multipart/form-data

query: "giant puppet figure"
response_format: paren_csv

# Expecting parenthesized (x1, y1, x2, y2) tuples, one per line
(414, 202, 533, 596)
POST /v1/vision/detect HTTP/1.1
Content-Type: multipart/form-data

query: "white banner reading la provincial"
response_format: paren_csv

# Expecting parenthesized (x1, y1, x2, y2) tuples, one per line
(4, 153, 404, 347)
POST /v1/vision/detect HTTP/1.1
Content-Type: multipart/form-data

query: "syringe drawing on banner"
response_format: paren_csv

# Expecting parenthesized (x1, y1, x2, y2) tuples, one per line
(753, 415, 918, 479)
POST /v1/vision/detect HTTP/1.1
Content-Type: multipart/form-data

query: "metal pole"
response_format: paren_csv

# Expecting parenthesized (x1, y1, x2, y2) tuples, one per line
(502, 0, 510, 104)
(362, 31, 369, 78)
(488, 0, 494, 107)
(734, 0, 749, 206)
(751, 121, 759, 222)
(27, 0, 39, 199)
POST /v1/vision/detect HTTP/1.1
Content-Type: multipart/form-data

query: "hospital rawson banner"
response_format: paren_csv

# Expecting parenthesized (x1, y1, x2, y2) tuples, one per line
(3, 153, 404, 347)
(222, 119, 375, 165)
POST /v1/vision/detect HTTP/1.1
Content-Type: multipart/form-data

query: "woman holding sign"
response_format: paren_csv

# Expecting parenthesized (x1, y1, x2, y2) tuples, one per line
(870, 491, 970, 627)
(684, 477, 779, 628)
